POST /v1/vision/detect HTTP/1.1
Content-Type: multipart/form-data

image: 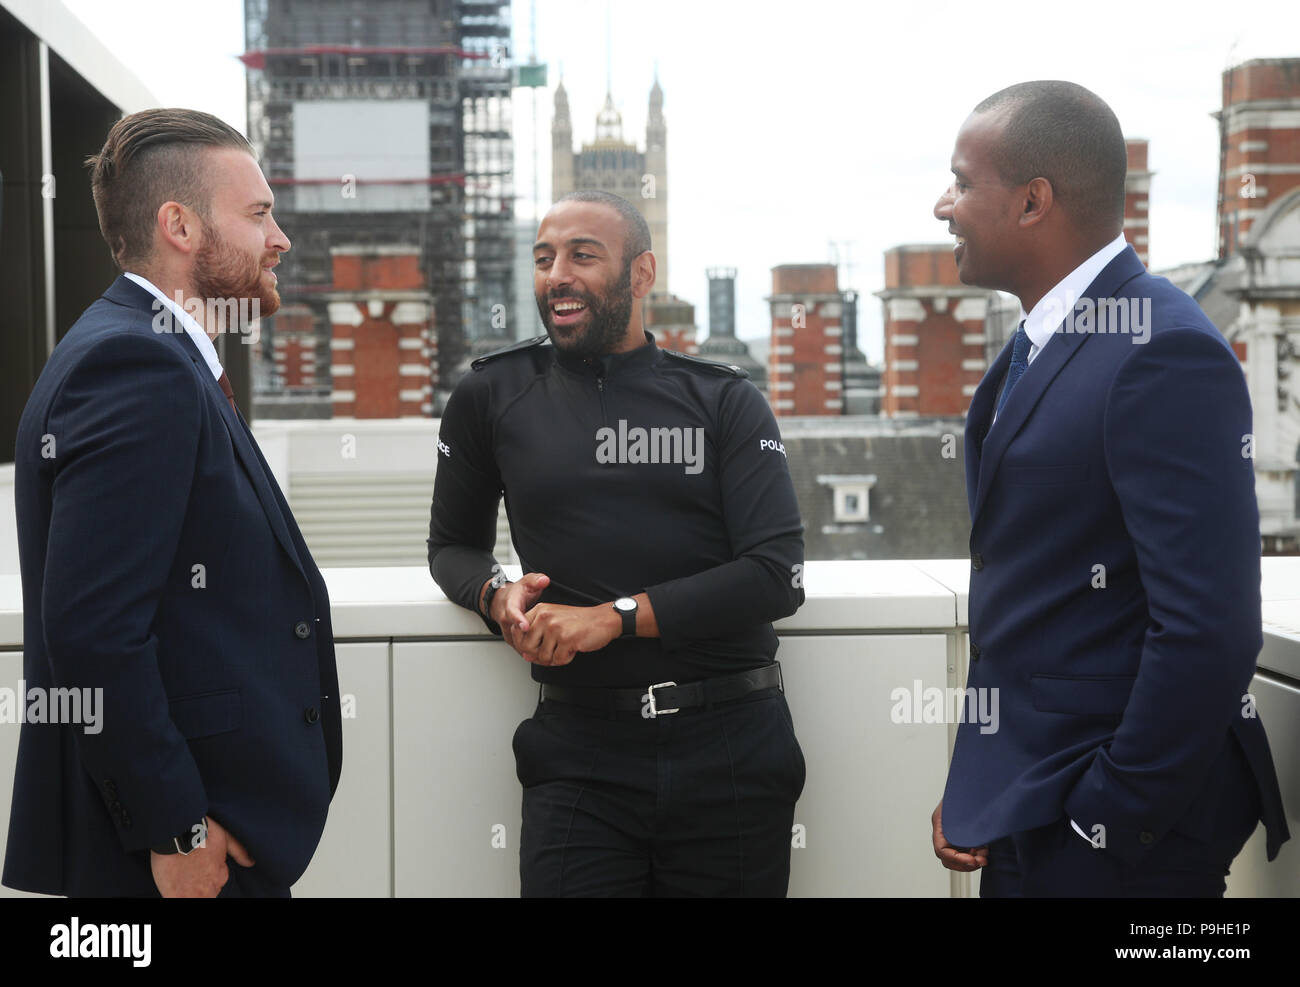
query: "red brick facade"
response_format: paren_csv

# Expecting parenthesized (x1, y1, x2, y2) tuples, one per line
(767, 264, 845, 416)
(653, 328, 698, 353)
(645, 295, 699, 354)
(1217, 58, 1300, 258)
(1124, 138, 1152, 266)
(269, 304, 318, 389)
(877, 246, 987, 417)
(328, 248, 436, 418)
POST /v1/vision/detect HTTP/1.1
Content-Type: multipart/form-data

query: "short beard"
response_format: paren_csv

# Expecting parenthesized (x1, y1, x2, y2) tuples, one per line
(191, 217, 280, 335)
(537, 260, 634, 360)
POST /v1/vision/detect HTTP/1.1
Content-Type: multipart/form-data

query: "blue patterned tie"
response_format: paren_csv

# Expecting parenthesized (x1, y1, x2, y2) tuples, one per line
(995, 322, 1031, 419)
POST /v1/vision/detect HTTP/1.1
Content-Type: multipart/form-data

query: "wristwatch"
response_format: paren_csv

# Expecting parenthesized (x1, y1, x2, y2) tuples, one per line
(613, 597, 638, 638)
(151, 818, 207, 856)
(482, 575, 511, 620)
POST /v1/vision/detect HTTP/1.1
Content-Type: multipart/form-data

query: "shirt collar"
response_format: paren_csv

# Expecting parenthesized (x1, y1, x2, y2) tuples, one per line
(552, 330, 660, 377)
(122, 272, 224, 381)
(1019, 232, 1129, 353)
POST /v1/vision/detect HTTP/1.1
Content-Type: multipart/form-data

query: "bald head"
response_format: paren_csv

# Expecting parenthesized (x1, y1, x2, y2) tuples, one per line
(972, 81, 1127, 237)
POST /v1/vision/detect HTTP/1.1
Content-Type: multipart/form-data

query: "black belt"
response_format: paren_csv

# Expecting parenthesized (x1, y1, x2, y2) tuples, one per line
(539, 662, 783, 718)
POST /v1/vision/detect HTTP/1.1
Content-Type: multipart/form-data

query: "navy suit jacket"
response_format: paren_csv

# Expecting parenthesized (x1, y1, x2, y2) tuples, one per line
(3, 275, 342, 895)
(942, 245, 1289, 867)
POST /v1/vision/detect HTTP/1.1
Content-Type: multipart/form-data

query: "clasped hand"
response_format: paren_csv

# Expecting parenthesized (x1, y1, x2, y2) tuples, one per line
(489, 572, 621, 666)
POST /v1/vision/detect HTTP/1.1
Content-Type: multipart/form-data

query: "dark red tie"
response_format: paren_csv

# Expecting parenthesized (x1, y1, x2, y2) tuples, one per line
(217, 371, 238, 413)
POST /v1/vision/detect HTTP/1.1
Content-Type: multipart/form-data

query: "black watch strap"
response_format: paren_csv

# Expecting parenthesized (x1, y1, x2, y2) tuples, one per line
(483, 576, 511, 620)
(614, 597, 637, 637)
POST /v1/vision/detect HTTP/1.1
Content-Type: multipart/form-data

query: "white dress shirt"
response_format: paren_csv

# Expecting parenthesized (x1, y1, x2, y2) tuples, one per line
(990, 233, 1129, 427)
(123, 272, 225, 382)
(1020, 232, 1129, 367)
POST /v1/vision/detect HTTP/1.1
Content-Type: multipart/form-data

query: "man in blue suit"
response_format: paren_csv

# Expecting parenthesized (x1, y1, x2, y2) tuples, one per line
(2, 109, 341, 897)
(929, 81, 1289, 896)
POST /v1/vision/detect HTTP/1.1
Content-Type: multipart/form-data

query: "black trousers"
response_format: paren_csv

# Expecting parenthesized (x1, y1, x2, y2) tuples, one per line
(979, 734, 1262, 897)
(513, 688, 806, 897)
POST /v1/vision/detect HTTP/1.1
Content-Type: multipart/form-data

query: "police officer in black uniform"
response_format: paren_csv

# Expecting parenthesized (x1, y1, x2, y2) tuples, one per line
(428, 189, 806, 896)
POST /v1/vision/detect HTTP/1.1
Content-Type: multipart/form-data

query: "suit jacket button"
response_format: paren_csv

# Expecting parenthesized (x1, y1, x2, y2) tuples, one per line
(304, 706, 320, 725)
(294, 621, 312, 639)
(970, 642, 981, 661)
(1139, 831, 1155, 845)
(971, 553, 984, 571)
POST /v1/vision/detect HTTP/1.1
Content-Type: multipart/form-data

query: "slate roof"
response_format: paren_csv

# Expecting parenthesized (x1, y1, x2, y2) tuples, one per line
(777, 417, 971, 560)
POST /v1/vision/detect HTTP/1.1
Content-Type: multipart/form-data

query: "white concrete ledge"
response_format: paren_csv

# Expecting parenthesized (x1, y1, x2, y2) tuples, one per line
(4, 560, 1300, 651)
(0, 559, 1297, 897)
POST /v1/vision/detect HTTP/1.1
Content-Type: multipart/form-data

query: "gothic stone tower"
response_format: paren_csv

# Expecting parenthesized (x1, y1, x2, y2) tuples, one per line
(552, 76, 669, 296)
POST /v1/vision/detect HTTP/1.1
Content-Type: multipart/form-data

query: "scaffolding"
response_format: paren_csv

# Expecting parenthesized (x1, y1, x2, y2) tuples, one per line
(458, 0, 515, 359)
(243, 0, 515, 415)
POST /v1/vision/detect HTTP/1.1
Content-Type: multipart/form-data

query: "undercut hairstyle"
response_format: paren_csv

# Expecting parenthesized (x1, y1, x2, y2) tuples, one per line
(973, 81, 1127, 235)
(556, 189, 652, 269)
(86, 108, 254, 270)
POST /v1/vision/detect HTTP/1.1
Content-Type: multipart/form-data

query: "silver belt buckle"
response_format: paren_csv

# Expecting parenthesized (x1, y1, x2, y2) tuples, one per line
(645, 681, 679, 718)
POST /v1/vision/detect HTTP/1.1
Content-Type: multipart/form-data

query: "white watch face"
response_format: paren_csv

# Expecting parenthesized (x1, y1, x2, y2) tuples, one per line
(614, 597, 637, 612)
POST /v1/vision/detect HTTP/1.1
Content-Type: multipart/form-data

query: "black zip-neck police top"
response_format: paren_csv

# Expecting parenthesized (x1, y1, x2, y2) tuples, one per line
(427, 331, 805, 688)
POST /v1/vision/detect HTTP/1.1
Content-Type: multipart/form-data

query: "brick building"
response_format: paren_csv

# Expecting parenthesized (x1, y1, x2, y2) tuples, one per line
(328, 247, 436, 418)
(1159, 57, 1300, 550)
(876, 246, 987, 417)
(242, 0, 513, 418)
(269, 305, 318, 390)
(1124, 138, 1152, 266)
(1217, 58, 1300, 258)
(767, 264, 847, 416)
(645, 295, 698, 354)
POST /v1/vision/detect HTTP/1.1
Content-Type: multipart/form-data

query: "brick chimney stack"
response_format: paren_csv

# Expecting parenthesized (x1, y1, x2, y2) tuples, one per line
(876, 245, 987, 417)
(1216, 58, 1300, 259)
(767, 264, 845, 416)
(328, 246, 436, 418)
(270, 304, 318, 390)
(1124, 138, 1152, 266)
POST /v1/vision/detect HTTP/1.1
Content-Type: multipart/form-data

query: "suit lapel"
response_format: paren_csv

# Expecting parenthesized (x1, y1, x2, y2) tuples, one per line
(103, 276, 307, 580)
(216, 397, 307, 581)
(965, 335, 1012, 517)
(968, 247, 1147, 526)
(971, 329, 1090, 523)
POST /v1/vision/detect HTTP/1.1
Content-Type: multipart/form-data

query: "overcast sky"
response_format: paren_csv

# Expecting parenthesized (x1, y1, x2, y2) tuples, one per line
(62, 0, 1300, 362)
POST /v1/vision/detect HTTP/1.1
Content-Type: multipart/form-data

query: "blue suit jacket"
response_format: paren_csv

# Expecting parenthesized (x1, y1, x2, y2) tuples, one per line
(942, 246, 1289, 867)
(3, 276, 342, 895)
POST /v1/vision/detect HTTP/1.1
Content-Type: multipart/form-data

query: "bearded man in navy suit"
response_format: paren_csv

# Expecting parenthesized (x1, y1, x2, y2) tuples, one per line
(929, 81, 1289, 896)
(3, 109, 341, 897)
